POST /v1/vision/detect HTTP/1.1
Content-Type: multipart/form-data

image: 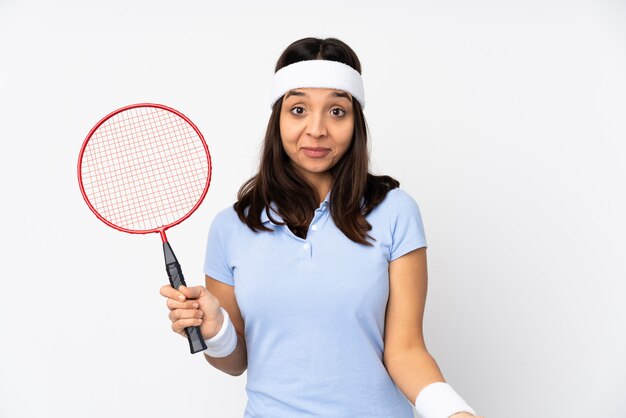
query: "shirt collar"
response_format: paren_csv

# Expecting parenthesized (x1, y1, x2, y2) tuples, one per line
(260, 189, 331, 225)
(260, 202, 282, 225)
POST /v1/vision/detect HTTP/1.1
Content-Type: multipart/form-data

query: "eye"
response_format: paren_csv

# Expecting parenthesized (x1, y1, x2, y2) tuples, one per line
(331, 108, 346, 117)
(290, 106, 305, 115)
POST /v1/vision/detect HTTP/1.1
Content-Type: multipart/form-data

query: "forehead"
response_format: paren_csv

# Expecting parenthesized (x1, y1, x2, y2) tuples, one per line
(284, 88, 352, 102)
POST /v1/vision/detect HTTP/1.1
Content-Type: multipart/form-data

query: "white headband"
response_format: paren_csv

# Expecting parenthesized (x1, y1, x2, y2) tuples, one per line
(269, 59, 365, 109)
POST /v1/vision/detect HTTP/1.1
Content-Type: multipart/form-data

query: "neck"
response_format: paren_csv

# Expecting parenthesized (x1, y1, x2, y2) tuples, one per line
(301, 172, 332, 206)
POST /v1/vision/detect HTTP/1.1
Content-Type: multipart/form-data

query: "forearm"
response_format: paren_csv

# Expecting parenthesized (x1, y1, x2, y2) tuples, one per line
(203, 332, 248, 376)
(384, 347, 446, 405)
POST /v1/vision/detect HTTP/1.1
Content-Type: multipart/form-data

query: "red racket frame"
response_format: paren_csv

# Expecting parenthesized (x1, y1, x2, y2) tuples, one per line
(77, 103, 212, 243)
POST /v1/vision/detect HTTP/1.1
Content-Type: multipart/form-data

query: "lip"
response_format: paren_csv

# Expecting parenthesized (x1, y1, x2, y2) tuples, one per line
(302, 147, 331, 158)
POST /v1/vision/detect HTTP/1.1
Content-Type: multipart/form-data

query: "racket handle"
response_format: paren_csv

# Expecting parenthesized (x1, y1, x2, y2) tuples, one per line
(163, 242, 208, 354)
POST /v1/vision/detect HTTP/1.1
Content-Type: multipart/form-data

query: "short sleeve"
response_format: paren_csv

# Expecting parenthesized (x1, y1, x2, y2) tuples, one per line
(203, 209, 235, 286)
(389, 189, 428, 261)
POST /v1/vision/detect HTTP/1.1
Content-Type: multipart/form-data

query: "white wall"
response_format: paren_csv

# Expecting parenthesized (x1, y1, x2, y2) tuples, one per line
(0, 0, 624, 417)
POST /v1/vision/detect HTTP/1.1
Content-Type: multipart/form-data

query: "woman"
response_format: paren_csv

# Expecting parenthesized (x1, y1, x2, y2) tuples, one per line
(160, 37, 482, 418)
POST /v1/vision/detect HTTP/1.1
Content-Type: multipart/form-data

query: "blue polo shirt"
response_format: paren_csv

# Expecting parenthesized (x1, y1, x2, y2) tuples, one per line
(203, 187, 428, 418)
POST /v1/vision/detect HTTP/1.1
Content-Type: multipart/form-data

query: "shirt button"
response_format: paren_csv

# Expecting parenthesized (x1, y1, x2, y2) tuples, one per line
(302, 243, 310, 250)
(311, 225, 318, 231)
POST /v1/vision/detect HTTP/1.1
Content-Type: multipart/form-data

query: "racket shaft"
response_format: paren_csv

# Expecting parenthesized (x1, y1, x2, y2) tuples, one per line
(163, 242, 208, 354)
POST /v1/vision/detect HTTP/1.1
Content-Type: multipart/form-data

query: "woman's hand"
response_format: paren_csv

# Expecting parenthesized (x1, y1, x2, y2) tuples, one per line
(159, 284, 224, 340)
(451, 413, 484, 418)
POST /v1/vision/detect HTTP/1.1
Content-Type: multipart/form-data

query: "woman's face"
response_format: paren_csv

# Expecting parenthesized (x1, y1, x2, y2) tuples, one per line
(279, 87, 355, 186)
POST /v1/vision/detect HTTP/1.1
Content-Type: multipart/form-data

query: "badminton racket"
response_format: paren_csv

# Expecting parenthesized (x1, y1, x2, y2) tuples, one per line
(77, 103, 212, 354)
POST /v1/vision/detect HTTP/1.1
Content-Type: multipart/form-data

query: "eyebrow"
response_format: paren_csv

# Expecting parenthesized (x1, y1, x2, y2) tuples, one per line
(284, 89, 352, 101)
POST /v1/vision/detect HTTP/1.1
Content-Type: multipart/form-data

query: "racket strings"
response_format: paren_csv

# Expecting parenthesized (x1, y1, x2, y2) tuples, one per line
(80, 107, 210, 231)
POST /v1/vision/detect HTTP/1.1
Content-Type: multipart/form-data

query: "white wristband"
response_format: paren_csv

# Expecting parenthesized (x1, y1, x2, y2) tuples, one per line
(203, 307, 238, 358)
(414, 382, 476, 418)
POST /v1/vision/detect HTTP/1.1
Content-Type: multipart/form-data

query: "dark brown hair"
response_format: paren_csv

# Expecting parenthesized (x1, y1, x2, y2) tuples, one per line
(234, 37, 399, 246)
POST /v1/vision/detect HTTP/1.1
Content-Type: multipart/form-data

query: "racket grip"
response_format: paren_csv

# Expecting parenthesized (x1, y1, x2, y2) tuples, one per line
(163, 242, 208, 354)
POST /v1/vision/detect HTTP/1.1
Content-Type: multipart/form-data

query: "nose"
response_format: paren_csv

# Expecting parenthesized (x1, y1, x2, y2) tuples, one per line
(306, 111, 327, 138)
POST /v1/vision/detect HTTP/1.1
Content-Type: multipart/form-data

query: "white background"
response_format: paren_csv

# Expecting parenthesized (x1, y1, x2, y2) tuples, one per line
(0, 1, 624, 417)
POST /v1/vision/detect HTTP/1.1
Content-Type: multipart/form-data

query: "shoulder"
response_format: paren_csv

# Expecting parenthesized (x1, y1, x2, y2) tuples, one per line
(385, 187, 415, 203)
(210, 204, 241, 232)
(377, 187, 422, 214)
(366, 188, 425, 237)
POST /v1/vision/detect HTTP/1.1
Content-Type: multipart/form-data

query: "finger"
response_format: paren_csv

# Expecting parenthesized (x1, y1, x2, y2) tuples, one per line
(160, 284, 187, 302)
(172, 317, 204, 333)
(178, 285, 206, 300)
(169, 308, 203, 322)
(166, 298, 199, 311)
(159, 284, 174, 297)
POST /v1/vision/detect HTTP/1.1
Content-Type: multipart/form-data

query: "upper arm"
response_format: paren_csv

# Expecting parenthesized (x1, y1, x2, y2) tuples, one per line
(383, 246, 428, 360)
(205, 274, 245, 339)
